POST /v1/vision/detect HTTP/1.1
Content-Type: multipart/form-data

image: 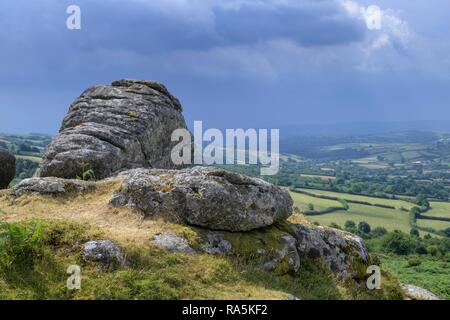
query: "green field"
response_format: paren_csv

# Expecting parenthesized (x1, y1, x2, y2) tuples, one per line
(423, 201, 450, 219)
(290, 191, 412, 233)
(290, 192, 343, 212)
(290, 188, 450, 236)
(310, 205, 410, 233)
(417, 219, 450, 232)
(300, 174, 335, 181)
(301, 188, 415, 210)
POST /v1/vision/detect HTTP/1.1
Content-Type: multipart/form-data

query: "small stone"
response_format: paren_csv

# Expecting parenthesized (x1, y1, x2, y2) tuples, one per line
(287, 294, 301, 300)
(262, 259, 278, 271)
(257, 248, 266, 255)
(154, 231, 195, 254)
(82, 240, 126, 270)
(202, 232, 232, 255)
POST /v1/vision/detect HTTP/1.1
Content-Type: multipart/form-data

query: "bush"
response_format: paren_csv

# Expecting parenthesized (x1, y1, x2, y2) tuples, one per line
(372, 227, 388, 238)
(0, 221, 45, 271)
(358, 221, 371, 234)
(381, 231, 414, 255)
(444, 228, 450, 238)
(410, 228, 420, 237)
(407, 257, 422, 267)
(345, 220, 356, 232)
(415, 245, 428, 255)
(329, 223, 342, 230)
(427, 245, 439, 257)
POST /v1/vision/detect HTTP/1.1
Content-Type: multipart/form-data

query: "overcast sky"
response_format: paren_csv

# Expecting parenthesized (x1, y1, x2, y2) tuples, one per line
(0, 0, 449, 133)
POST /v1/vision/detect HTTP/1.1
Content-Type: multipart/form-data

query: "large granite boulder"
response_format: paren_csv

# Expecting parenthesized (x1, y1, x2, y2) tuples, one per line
(35, 79, 189, 180)
(0, 149, 15, 189)
(110, 167, 293, 232)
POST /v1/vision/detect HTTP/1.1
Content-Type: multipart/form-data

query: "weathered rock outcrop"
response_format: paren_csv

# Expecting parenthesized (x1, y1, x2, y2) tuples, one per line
(0, 149, 15, 189)
(35, 79, 189, 180)
(290, 224, 369, 279)
(110, 167, 293, 232)
(13, 177, 95, 196)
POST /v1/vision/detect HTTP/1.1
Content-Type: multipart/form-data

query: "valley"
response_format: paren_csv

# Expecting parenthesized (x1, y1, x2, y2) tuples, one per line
(1, 129, 450, 299)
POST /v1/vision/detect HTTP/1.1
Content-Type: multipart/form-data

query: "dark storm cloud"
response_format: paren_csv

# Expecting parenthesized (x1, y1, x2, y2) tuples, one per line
(213, 1, 366, 47)
(0, 0, 449, 134)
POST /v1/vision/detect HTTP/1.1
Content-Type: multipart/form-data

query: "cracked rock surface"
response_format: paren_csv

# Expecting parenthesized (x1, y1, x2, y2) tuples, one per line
(110, 166, 293, 232)
(35, 79, 189, 179)
(290, 223, 369, 279)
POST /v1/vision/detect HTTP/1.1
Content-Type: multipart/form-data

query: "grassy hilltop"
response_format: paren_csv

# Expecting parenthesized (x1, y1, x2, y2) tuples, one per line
(1, 131, 448, 299)
(0, 181, 403, 300)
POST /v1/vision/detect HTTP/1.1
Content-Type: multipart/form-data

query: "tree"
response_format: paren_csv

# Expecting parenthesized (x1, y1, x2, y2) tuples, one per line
(415, 194, 430, 209)
(372, 227, 388, 237)
(444, 227, 450, 238)
(345, 220, 356, 232)
(329, 223, 342, 230)
(358, 221, 371, 234)
(427, 245, 439, 256)
(410, 228, 420, 237)
(307, 203, 315, 211)
(415, 245, 428, 255)
(381, 231, 414, 255)
(410, 207, 422, 218)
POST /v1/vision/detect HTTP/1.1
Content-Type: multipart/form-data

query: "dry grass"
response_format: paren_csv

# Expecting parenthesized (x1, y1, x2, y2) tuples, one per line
(0, 180, 193, 249)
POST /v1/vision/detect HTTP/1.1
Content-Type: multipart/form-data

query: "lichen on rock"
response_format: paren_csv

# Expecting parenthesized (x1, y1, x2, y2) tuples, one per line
(153, 231, 195, 254)
(82, 240, 127, 271)
(109, 166, 293, 232)
(13, 177, 96, 196)
(289, 223, 369, 279)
